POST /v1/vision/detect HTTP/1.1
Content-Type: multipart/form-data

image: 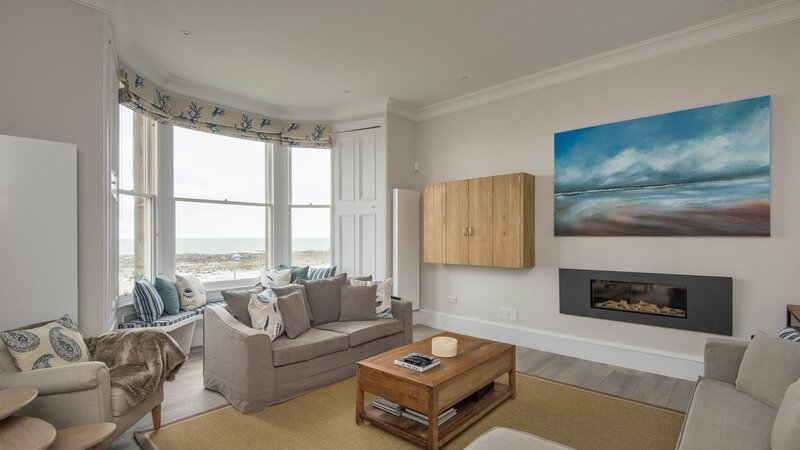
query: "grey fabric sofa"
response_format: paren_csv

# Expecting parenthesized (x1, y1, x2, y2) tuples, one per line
(465, 427, 572, 449)
(203, 298, 412, 413)
(676, 336, 798, 450)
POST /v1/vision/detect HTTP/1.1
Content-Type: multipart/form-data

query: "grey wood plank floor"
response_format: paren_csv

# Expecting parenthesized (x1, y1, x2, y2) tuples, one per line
(108, 324, 694, 449)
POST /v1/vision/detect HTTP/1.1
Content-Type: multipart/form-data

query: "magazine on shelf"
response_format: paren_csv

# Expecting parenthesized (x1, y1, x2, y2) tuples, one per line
(393, 353, 441, 372)
(402, 407, 457, 426)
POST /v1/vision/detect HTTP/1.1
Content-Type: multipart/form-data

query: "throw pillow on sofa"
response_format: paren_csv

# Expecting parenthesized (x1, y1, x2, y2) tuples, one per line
(736, 334, 800, 409)
(277, 265, 310, 282)
(778, 327, 800, 343)
(308, 266, 337, 280)
(221, 286, 264, 328)
(248, 289, 285, 342)
(339, 284, 378, 321)
(175, 273, 207, 311)
(272, 284, 313, 324)
(0, 314, 90, 371)
(276, 291, 311, 339)
(133, 278, 165, 322)
(299, 273, 348, 325)
(349, 278, 393, 318)
(772, 378, 800, 450)
(154, 274, 181, 315)
(260, 268, 292, 287)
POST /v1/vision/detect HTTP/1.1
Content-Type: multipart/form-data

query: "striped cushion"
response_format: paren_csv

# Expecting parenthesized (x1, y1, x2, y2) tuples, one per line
(133, 278, 164, 323)
(779, 327, 800, 343)
(118, 301, 224, 329)
(308, 266, 337, 280)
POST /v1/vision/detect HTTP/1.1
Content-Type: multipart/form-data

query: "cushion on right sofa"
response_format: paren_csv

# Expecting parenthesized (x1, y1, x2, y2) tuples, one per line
(277, 291, 311, 339)
(736, 334, 800, 409)
(339, 285, 378, 321)
(272, 284, 313, 324)
(299, 273, 347, 325)
(221, 286, 264, 328)
(772, 378, 800, 450)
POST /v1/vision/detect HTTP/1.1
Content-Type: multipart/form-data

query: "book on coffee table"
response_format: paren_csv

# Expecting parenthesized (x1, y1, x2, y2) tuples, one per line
(393, 353, 440, 372)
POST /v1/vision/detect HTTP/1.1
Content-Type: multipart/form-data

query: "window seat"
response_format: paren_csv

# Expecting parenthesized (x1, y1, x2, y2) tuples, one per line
(117, 300, 225, 353)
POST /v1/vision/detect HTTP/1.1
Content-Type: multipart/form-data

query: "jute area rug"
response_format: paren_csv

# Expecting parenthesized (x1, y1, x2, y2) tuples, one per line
(136, 373, 684, 450)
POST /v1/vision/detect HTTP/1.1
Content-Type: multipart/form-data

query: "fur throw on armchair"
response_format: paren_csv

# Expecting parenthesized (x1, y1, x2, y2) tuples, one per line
(85, 329, 186, 407)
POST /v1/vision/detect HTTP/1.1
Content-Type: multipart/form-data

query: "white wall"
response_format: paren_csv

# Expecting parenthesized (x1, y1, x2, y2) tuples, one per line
(414, 21, 800, 363)
(386, 113, 419, 277)
(0, 0, 107, 335)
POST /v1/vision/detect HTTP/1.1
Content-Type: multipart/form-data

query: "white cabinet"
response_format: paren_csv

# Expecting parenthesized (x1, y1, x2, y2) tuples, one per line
(333, 127, 386, 279)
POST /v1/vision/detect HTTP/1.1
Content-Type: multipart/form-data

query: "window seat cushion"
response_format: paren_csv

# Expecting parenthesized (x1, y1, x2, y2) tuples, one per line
(118, 300, 224, 329)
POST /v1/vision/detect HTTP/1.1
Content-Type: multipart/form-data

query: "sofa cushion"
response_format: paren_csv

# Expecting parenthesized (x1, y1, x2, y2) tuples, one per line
(221, 286, 264, 328)
(260, 268, 292, 287)
(272, 284, 313, 324)
(271, 328, 349, 367)
(0, 315, 90, 371)
(339, 285, 378, 321)
(133, 278, 164, 323)
(277, 291, 311, 339)
(778, 327, 800, 343)
(308, 266, 337, 280)
(736, 334, 800, 409)
(278, 265, 310, 282)
(350, 278, 393, 318)
(678, 378, 776, 450)
(154, 274, 181, 315)
(315, 319, 403, 347)
(299, 273, 348, 325)
(248, 290, 285, 342)
(772, 378, 800, 450)
(174, 273, 206, 311)
(111, 386, 132, 417)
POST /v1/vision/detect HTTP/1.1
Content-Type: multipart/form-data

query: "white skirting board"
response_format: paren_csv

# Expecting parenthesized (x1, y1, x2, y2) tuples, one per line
(413, 309, 703, 380)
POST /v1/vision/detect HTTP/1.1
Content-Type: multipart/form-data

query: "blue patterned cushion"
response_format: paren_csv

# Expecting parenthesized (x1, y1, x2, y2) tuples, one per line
(308, 266, 337, 280)
(133, 278, 165, 323)
(0, 314, 90, 371)
(779, 327, 800, 343)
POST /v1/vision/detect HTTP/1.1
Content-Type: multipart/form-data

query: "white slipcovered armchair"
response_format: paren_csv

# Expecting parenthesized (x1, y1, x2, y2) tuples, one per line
(0, 321, 163, 445)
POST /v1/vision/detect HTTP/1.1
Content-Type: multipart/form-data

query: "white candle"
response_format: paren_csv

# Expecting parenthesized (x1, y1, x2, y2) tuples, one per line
(432, 336, 458, 358)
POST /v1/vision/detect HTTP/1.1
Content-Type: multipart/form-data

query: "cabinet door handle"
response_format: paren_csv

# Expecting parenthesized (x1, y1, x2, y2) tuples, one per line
(469, 227, 475, 236)
(463, 227, 468, 236)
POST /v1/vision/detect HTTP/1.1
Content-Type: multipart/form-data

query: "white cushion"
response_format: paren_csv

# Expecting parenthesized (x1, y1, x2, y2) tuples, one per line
(248, 288, 285, 342)
(260, 268, 292, 286)
(0, 315, 90, 371)
(175, 273, 207, 311)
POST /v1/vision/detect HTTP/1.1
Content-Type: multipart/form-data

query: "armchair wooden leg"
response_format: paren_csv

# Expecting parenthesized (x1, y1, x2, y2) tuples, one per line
(151, 404, 161, 430)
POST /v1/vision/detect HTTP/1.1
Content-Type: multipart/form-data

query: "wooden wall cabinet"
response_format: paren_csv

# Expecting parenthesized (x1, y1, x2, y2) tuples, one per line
(423, 173, 535, 268)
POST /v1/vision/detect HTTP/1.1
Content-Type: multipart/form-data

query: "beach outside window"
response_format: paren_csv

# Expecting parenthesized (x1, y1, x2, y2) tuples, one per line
(290, 147, 331, 266)
(118, 106, 156, 296)
(174, 128, 272, 282)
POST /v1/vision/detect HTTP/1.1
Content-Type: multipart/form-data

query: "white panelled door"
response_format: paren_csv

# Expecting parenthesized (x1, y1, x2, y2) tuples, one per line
(333, 127, 385, 279)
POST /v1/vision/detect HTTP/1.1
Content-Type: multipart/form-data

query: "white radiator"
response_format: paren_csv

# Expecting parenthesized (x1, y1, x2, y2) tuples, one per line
(392, 189, 420, 310)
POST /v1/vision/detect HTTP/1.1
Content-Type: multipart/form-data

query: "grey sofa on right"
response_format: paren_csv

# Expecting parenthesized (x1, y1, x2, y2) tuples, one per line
(676, 335, 800, 450)
(203, 296, 412, 413)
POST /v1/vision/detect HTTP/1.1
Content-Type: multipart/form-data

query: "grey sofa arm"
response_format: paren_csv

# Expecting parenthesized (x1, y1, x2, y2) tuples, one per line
(203, 305, 277, 413)
(704, 337, 749, 384)
(0, 361, 109, 395)
(392, 299, 413, 344)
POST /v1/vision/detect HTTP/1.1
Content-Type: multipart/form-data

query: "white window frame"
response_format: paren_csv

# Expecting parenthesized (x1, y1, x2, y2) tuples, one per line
(288, 146, 333, 267)
(116, 107, 158, 306)
(170, 130, 275, 291)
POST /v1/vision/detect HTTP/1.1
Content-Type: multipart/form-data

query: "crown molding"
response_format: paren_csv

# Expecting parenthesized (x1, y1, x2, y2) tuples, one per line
(67, 0, 114, 14)
(115, 0, 799, 124)
(415, 0, 800, 122)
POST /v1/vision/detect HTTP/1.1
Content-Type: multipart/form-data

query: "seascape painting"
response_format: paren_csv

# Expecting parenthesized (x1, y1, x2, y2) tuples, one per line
(554, 96, 770, 236)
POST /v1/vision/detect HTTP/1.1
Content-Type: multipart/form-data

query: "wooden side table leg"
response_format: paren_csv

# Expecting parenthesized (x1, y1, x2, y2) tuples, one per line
(355, 367, 364, 425)
(151, 404, 161, 429)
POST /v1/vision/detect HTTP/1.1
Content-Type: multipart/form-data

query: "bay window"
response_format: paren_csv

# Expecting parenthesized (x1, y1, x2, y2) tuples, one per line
(290, 147, 331, 266)
(173, 128, 272, 283)
(117, 105, 156, 297)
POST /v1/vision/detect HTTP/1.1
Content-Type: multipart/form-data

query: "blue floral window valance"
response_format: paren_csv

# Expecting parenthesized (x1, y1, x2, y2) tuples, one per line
(118, 63, 332, 148)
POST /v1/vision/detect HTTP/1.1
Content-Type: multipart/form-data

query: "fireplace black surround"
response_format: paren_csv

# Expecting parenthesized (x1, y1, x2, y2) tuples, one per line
(560, 268, 732, 335)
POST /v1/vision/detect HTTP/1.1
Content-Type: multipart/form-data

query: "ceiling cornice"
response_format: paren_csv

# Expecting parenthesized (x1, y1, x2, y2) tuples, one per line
(67, 0, 114, 14)
(113, 0, 799, 124)
(415, 0, 800, 122)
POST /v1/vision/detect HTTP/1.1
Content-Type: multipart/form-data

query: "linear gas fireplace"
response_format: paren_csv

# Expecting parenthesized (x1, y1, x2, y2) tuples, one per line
(560, 269, 732, 335)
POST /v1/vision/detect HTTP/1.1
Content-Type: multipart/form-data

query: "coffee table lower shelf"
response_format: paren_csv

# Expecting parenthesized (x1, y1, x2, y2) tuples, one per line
(361, 383, 512, 448)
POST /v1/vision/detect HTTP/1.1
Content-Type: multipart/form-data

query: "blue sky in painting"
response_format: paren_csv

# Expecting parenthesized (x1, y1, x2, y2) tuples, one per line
(554, 96, 770, 193)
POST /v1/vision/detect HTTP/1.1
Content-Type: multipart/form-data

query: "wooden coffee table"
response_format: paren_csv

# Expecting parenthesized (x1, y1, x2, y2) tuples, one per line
(356, 332, 515, 450)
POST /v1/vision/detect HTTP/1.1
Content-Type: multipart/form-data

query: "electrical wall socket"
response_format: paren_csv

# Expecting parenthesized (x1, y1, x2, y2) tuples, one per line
(447, 296, 458, 303)
(498, 307, 517, 321)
